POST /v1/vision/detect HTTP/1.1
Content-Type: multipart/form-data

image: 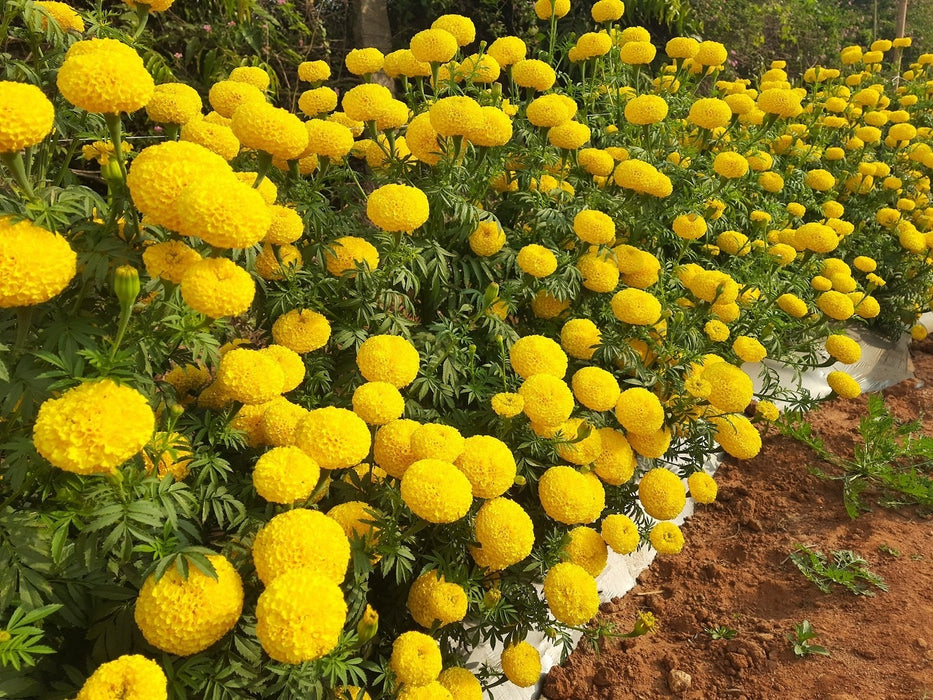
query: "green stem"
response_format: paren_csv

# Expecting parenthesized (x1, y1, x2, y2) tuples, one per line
(163, 124, 180, 141)
(547, 3, 558, 63)
(109, 306, 133, 361)
(53, 137, 81, 188)
(0, 152, 37, 200)
(252, 151, 274, 188)
(12, 307, 34, 358)
(132, 3, 151, 41)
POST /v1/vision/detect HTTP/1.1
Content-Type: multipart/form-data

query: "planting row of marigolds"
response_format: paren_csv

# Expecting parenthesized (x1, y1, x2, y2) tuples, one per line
(1, 0, 932, 698)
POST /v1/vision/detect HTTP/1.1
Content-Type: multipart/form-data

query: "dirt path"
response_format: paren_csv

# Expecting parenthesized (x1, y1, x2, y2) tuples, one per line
(544, 341, 933, 700)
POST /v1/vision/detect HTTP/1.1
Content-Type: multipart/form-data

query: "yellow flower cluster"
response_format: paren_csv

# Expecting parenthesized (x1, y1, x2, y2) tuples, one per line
(76, 655, 166, 700)
(0, 216, 76, 308)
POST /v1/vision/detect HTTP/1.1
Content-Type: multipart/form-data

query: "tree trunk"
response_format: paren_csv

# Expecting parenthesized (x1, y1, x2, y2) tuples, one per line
(895, 0, 909, 38)
(353, 0, 394, 89)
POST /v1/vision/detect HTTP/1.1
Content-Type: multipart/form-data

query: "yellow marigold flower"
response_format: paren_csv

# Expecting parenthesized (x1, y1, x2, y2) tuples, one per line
(602, 513, 640, 554)
(471, 498, 534, 570)
(298, 60, 330, 82)
(396, 682, 453, 699)
(543, 562, 599, 626)
(35, 1, 85, 32)
(539, 467, 605, 525)
(429, 96, 482, 138)
(578, 148, 615, 177)
(572, 366, 621, 412)
(142, 431, 192, 480)
(124, 0, 174, 10)
(488, 36, 527, 67)
(439, 668, 482, 700)
(510, 334, 568, 379)
(345, 47, 384, 76)
(384, 49, 431, 78)
(526, 93, 574, 127)
(756, 87, 802, 117)
(704, 319, 730, 342)
(564, 526, 608, 577)
(260, 397, 308, 446)
(256, 567, 347, 663)
(825, 334, 861, 364)
(512, 59, 557, 91)
(574, 32, 613, 60)
(592, 0, 625, 21)
(612, 158, 671, 197)
(373, 418, 420, 477)
(260, 207, 303, 247)
(294, 406, 370, 470)
(33, 379, 153, 475)
(702, 362, 753, 413)
(0, 216, 76, 308)
(688, 97, 732, 130)
(401, 458, 473, 523)
(638, 467, 686, 520)
(555, 418, 603, 465)
(410, 28, 459, 64)
(713, 151, 749, 179)
(215, 348, 284, 404)
(687, 471, 717, 504)
(671, 213, 707, 241)
(407, 571, 468, 628)
(548, 120, 590, 150)
(231, 100, 307, 160)
(252, 508, 350, 586)
(827, 370, 861, 398)
(180, 116, 240, 160)
(560, 318, 601, 360)
(366, 183, 430, 233)
(535, 0, 570, 18)
(516, 244, 558, 277)
(325, 236, 379, 277)
(226, 66, 269, 91)
(76, 655, 166, 700)
(817, 290, 855, 320)
(335, 688, 371, 700)
(695, 39, 727, 65)
(302, 119, 354, 160)
(134, 554, 242, 656)
(468, 219, 506, 256)
(776, 292, 808, 318)
(208, 80, 265, 118)
(666, 36, 699, 59)
(272, 308, 330, 353)
(487, 392, 525, 421)
(756, 400, 780, 422)
(58, 40, 154, 114)
(432, 14, 476, 45)
(0, 81, 55, 154)
(407, 111, 442, 165)
(711, 414, 761, 459)
(454, 435, 516, 499)
(254, 242, 302, 280)
(716, 230, 750, 256)
(624, 94, 668, 125)
(176, 173, 270, 249)
(593, 428, 636, 486)
(353, 381, 404, 425)
(732, 335, 766, 363)
(501, 641, 542, 688)
(629, 425, 672, 459)
(258, 344, 304, 393)
(610, 288, 662, 325)
(328, 500, 380, 546)
(649, 521, 684, 554)
(573, 210, 616, 247)
(356, 334, 420, 387)
(391, 631, 443, 687)
(615, 387, 664, 436)
(519, 374, 574, 426)
(145, 83, 201, 125)
(911, 324, 929, 341)
(163, 363, 210, 397)
(127, 141, 231, 230)
(298, 86, 338, 118)
(619, 40, 656, 65)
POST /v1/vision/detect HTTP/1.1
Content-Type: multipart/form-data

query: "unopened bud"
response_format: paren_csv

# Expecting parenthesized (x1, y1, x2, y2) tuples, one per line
(483, 588, 502, 608)
(356, 604, 379, 644)
(114, 265, 140, 310)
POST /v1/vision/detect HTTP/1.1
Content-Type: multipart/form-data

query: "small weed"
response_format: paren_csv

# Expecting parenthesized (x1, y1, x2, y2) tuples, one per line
(705, 625, 738, 640)
(790, 545, 888, 596)
(788, 620, 830, 657)
(878, 543, 901, 557)
(778, 394, 933, 518)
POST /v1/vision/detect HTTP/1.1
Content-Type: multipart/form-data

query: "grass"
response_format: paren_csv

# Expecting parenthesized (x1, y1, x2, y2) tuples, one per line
(789, 545, 888, 596)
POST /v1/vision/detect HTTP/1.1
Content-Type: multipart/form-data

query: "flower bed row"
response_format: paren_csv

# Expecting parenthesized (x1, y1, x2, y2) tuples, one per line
(2, 1, 933, 698)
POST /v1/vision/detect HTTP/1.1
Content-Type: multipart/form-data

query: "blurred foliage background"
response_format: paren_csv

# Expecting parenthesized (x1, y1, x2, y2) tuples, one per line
(65, 0, 933, 105)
